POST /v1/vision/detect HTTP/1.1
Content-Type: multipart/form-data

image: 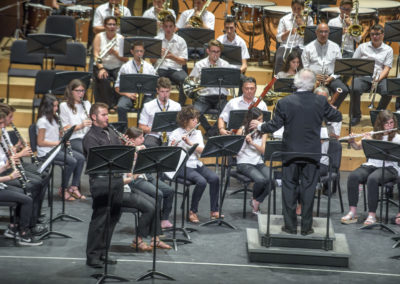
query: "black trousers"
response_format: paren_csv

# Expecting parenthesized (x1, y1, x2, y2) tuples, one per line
(93, 66, 120, 108)
(282, 161, 319, 232)
(86, 175, 123, 262)
(193, 95, 227, 132)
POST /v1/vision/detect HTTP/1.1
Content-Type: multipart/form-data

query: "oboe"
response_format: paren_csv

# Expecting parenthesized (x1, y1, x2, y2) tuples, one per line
(56, 115, 74, 157)
(11, 122, 40, 167)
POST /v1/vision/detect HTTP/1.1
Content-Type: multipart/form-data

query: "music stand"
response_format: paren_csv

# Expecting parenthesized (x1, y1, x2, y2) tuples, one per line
(227, 110, 271, 130)
(50, 71, 92, 96)
(334, 59, 374, 137)
(359, 140, 400, 234)
(304, 26, 343, 46)
(221, 45, 242, 66)
(177, 28, 215, 61)
(200, 135, 245, 229)
(123, 37, 161, 58)
(134, 147, 182, 281)
(274, 78, 295, 93)
(120, 16, 157, 37)
(151, 111, 179, 133)
(27, 33, 70, 69)
(86, 145, 135, 284)
(384, 21, 400, 76)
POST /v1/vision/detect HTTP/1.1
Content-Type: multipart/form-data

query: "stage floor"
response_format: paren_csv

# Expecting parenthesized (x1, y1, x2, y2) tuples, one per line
(0, 170, 399, 284)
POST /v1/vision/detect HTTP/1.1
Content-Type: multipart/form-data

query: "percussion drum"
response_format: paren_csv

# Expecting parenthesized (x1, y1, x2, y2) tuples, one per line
(27, 3, 52, 33)
(359, 0, 400, 25)
(66, 5, 92, 19)
(320, 7, 375, 41)
(262, 6, 292, 46)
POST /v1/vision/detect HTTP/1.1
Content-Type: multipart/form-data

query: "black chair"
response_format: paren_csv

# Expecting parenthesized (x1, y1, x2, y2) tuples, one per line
(45, 15, 76, 40)
(6, 40, 43, 103)
(32, 70, 58, 122)
(120, 207, 139, 253)
(53, 42, 87, 71)
(316, 139, 345, 216)
(0, 201, 18, 245)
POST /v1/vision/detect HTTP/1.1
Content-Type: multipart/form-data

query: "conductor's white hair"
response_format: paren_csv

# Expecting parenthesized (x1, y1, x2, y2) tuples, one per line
(314, 86, 330, 96)
(293, 69, 316, 91)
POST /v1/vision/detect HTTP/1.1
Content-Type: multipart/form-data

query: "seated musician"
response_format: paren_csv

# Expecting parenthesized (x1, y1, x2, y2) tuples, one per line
(169, 106, 221, 223)
(236, 108, 272, 215)
(143, 0, 176, 35)
(302, 23, 349, 109)
(275, 0, 313, 74)
(93, 0, 131, 34)
(341, 110, 399, 226)
(123, 127, 175, 234)
(93, 16, 128, 112)
(190, 39, 231, 137)
(276, 50, 302, 79)
(218, 76, 268, 136)
(327, 0, 361, 59)
(351, 24, 393, 126)
(139, 77, 181, 148)
(152, 15, 188, 106)
(176, 0, 214, 30)
(115, 41, 156, 123)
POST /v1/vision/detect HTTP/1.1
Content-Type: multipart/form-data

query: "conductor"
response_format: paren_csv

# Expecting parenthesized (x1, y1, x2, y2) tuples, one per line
(249, 69, 342, 235)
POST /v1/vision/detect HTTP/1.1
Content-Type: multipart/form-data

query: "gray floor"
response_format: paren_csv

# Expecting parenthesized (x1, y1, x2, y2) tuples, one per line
(0, 170, 400, 284)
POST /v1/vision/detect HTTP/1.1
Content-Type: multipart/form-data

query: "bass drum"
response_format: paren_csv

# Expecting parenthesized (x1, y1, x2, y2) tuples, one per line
(262, 6, 292, 48)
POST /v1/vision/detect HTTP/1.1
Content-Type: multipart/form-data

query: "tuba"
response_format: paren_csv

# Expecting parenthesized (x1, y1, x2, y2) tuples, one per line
(157, 0, 173, 22)
(188, 0, 212, 28)
(347, 0, 363, 37)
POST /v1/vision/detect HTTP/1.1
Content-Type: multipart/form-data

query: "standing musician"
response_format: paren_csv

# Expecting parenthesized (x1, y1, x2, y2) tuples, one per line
(176, 0, 215, 30)
(115, 41, 156, 123)
(93, 16, 128, 111)
(341, 110, 399, 226)
(236, 108, 272, 215)
(143, 0, 176, 35)
(327, 0, 361, 58)
(276, 50, 302, 79)
(302, 23, 349, 109)
(249, 69, 342, 235)
(93, 0, 131, 34)
(218, 77, 268, 136)
(152, 15, 188, 106)
(83, 103, 124, 268)
(350, 24, 393, 126)
(139, 77, 181, 148)
(275, 0, 314, 74)
(169, 106, 221, 223)
(190, 39, 231, 137)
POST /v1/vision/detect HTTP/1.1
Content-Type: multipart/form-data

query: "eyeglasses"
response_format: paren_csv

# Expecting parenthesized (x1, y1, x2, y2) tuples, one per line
(370, 33, 383, 37)
(106, 23, 117, 26)
(73, 89, 85, 93)
(318, 31, 329, 34)
(384, 120, 395, 125)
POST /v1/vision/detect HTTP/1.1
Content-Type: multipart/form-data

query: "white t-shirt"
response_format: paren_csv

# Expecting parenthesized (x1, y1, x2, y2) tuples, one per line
(155, 33, 188, 71)
(96, 32, 125, 70)
(59, 101, 91, 140)
(219, 96, 268, 126)
(216, 33, 250, 68)
(93, 3, 131, 27)
(236, 135, 264, 165)
(169, 127, 204, 168)
(36, 116, 60, 157)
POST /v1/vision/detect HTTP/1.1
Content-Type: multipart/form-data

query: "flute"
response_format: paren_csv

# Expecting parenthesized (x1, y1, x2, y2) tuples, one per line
(11, 122, 40, 167)
(339, 128, 398, 141)
(173, 123, 201, 146)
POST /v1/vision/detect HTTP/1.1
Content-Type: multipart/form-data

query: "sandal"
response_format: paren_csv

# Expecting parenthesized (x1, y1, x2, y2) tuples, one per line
(210, 211, 224, 220)
(189, 211, 199, 223)
(249, 200, 261, 215)
(390, 215, 400, 225)
(364, 215, 376, 226)
(58, 188, 75, 201)
(131, 241, 152, 252)
(69, 186, 86, 200)
(341, 211, 358, 224)
(151, 240, 171, 249)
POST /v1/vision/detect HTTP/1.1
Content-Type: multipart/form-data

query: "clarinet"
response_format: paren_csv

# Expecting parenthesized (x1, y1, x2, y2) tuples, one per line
(0, 132, 30, 195)
(80, 99, 89, 118)
(11, 123, 40, 167)
(108, 123, 131, 144)
(56, 115, 74, 157)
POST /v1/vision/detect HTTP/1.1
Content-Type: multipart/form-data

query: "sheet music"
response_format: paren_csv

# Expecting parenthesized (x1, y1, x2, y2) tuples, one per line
(164, 148, 187, 180)
(38, 144, 62, 174)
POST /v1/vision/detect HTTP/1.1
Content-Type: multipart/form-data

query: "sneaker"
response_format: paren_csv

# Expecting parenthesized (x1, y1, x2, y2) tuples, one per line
(18, 232, 43, 246)
(31, 224, 48, 236)
(4, 226, 20, 240)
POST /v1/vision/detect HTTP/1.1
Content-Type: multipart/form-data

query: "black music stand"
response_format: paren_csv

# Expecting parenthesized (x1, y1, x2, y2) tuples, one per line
(134, 147, 182, 281)
(334, 59, 374, 137)
(274, 78, 295, 93)
(359, 140, 400, 234)
(177, 28, 215, 61)
(51, 71, 92, 96)
(384, 21, 400, 76)
(200, 135, 245, 229)
(221, 45, 242, 66)
(120, 16, 157, 37)
(123, 37, 162, 58)
(163, 144, 199, 251)
(86, 145, 135, 284)
(227, 110, 271, 130)
(27, 33, 70, 69)
(304, 26, 342, 46)
(151, 111, 179, 133)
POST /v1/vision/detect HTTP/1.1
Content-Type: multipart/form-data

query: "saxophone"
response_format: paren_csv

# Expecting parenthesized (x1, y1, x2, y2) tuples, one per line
(347, 0, 363, 37)
(188, 0, 212, 28)
(133, 58, 145, 109)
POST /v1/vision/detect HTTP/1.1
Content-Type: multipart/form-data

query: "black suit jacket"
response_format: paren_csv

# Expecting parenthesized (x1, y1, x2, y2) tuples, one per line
(261, 91, 342, 161)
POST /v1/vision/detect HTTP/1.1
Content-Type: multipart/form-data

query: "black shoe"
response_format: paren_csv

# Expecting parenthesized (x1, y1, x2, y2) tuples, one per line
(86, 259, 104, 268)
(31, 224, 48, 236)
(281, 226, 297, 234)
(350, 117, 361, 126)
(100, 255, 117, 265)
(301, 228, 314, 236)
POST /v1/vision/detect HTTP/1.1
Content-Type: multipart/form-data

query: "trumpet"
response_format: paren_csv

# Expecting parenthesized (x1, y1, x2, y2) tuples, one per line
(173, 123, 201, 146)
(339, 128, 398, 141)
(96, 36, 117, 64)
(368, 70, 381, 109)
(11, 123, 40, 167)
(154, 44, 170, 72)
(188, 0, 212, 28)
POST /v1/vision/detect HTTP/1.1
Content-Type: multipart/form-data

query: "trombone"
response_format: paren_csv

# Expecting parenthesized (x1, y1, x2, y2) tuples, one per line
(368, 70, 381, 109)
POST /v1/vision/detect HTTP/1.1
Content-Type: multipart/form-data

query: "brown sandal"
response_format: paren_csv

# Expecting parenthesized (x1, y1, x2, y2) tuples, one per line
(69, 186, 86, 200)
(58, 188, 75, 201)
(189, 211, 199, 223)
(131, 241, 152, 252)
(151, 240, 171, 249)
(210, 211, 224, 220)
